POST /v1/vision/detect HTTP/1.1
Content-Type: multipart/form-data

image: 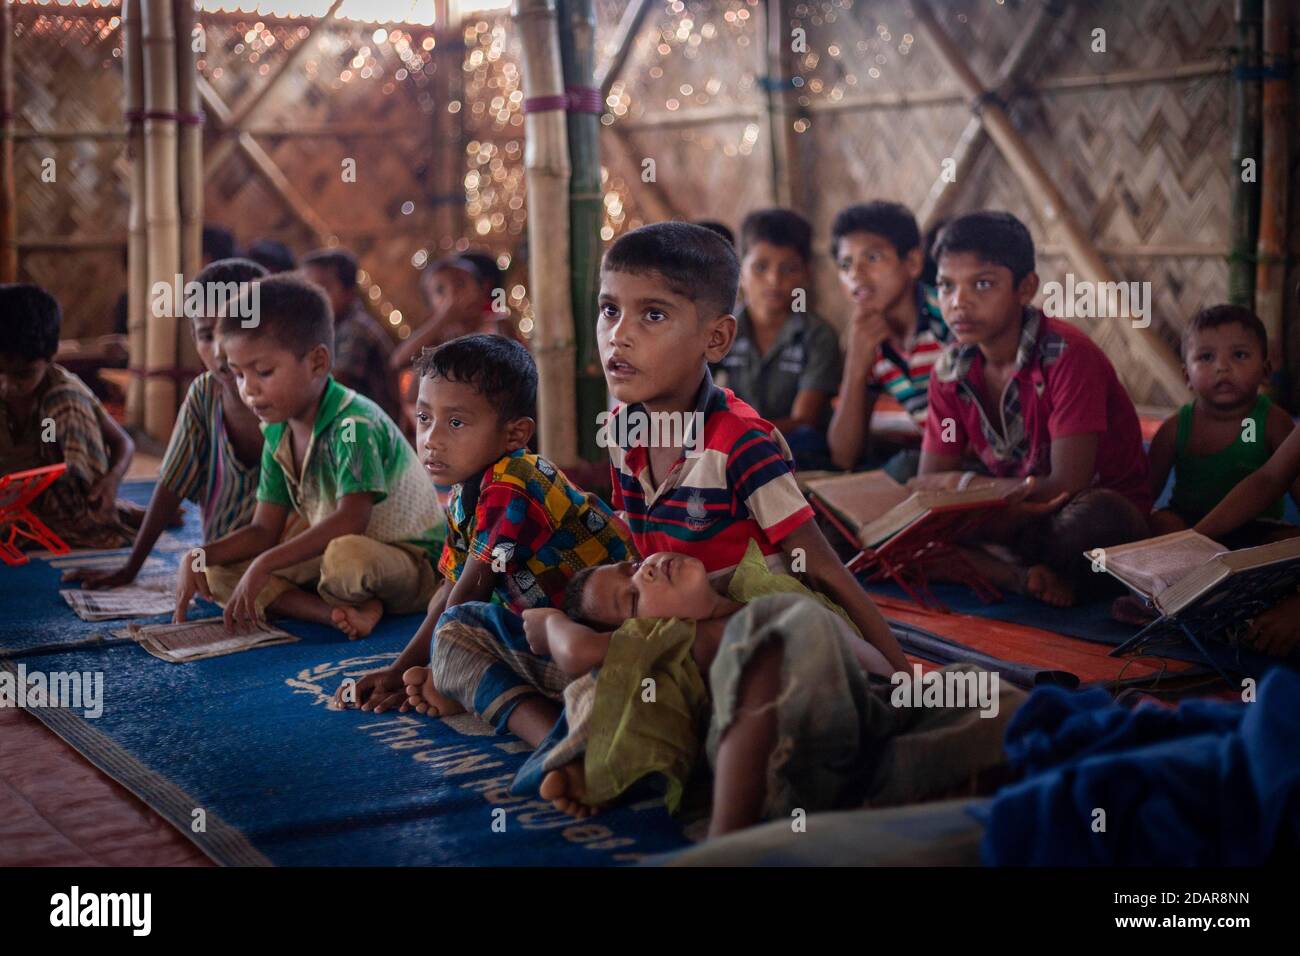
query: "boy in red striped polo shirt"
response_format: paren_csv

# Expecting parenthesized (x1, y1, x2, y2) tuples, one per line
(531, 222, 907, 672)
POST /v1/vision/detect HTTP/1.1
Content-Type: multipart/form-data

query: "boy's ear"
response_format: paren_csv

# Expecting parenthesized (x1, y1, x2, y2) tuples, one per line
(903, 247, 924, 282)
(308, 342, 331, 378)
(1016, 271, 1040, 306)
(704, 313, 737, 364)
(505, 415, 535, 451)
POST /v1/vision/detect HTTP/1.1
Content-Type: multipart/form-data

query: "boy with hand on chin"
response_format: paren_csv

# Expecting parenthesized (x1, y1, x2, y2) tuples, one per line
(336, 334, 635, 744)
(530, 221, 908, 674)
(174, 274, 444, 637)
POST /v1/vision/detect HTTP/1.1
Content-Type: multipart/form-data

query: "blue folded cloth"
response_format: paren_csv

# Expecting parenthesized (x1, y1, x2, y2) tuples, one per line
(978, 667, 1300, 865)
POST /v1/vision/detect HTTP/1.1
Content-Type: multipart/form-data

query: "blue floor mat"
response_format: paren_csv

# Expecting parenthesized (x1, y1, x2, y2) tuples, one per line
(1, 479, 204, 656)
(2, 481, 690, 865)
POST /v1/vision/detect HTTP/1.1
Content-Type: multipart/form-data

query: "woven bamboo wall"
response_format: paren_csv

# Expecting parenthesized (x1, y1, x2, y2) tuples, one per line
(11, 0, 1296, 409)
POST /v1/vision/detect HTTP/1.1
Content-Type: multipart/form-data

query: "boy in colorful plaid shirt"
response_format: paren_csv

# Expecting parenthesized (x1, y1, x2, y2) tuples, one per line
(340, 335, 636, 751)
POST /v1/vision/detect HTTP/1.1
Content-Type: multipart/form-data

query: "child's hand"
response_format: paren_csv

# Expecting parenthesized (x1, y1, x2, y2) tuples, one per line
(223, 561, 268, 633)
(334, 668, 410, 712)
(86, 471, 123, 522)
(1245, 593, 1300, 658)
(173, 552, 212, 623)
(63, 564, 137, 590)
(845, 308, 891, 367)
(522, 607, 567, 656)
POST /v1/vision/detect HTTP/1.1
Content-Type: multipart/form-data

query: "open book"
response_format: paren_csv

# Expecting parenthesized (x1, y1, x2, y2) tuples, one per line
(806, 470, 1024, 549)
(61, 572, 176, 621)
(113, 618, 298, 663)
(1095, 530, 1300, 618)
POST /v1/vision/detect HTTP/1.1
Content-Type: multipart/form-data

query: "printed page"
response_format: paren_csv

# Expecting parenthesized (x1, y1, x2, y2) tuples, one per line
(1102, 530, 1226, 598)
(60, 573, 176, 621)
(120, 619, 297, 663)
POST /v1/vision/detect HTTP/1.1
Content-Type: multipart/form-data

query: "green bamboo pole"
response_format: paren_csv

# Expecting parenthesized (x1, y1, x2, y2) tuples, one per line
(558, 0, 605, 462)
(1229, 0, 1263, 308)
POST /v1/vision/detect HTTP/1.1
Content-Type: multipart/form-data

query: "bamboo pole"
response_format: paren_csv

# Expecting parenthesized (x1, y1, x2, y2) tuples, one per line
(756, 0, 803, 208)
(917, 0, 1062, 231)
(559, 0, 605, 462)
(124, 0, 149, 429)
(596, 0, 655, 100)
(0, 0, 16, 283)
(202, 0, 344, 178)
(174, 0, 202, 378)
(1254, 0, 1288, 372)
(141, 0, 181, 441)
(912, 0, 1186, 404)
(1230, 0, 1263, 307)
(515, 0, 576, 466)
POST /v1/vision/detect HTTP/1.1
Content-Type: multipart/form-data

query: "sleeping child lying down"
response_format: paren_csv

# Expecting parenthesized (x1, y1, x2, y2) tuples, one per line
(518, 540, 1025, 838)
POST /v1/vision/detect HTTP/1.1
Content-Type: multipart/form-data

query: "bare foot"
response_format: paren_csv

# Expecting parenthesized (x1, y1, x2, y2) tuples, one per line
(401, 665, 465, 718)
(330, 599, 384, 640)
(540, 763, 601, 819)
(1025, 565, 1075, 607)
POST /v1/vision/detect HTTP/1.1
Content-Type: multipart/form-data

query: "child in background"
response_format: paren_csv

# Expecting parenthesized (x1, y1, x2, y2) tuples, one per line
(918, 211, 1152, 607)
(596, 221, 907, 669)
(714, 208, 842, 470)
(339, 334, 636, 749)
(174, 274, 444, 638)
(65, 259, 270, 589)
(826, 201, 952, 479)
(0, 283, 140, 550)
(1147, 305, 1294, 547)
(302, 248, 401, 423)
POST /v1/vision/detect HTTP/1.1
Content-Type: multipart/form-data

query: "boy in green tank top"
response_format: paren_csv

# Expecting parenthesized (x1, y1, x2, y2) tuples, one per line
(1147, 305, 1294, 547)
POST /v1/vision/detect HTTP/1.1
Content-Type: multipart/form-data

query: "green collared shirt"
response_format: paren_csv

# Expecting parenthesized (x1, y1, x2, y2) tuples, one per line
(256, 377, 444, 558)
(714, 309, 842, 424)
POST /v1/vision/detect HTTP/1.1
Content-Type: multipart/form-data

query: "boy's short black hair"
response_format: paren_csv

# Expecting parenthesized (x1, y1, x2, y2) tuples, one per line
(246, 238, 297, 274)
(1183, 304, 1269, 356)
(693, 219, 736, 248)
(563, 564, 605, 629)
(191, 258, 268, 321)
(740, 208, 812, 263)
(0, 283, 62, 360)
(413, 333, 537, 422)
(202, 225, 237, 263)
(459, 249, 504, 293)
(301, 248, 359, 289)
(831, 201, 921, 260)
(1031, 488, 1149, 595)
(931, 211, 1036, 285)
(602, 222, 739, 319)
(216, 272, 333, 356)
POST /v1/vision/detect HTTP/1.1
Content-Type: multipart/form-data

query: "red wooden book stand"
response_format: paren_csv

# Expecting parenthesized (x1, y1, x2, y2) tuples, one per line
(0, 464, 71, 566)
(811, 493, 1003, 612)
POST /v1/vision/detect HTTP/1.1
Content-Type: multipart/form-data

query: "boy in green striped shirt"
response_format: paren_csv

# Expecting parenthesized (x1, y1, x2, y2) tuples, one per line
(175, 274, 445, 638)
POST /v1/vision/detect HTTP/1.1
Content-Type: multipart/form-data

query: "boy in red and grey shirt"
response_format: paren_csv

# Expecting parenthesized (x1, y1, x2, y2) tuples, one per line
(919, 211, 1151, 607)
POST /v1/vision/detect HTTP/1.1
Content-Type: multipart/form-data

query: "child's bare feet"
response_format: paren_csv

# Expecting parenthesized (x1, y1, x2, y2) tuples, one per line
(540, 762, 600, 819)
(401, 665, 465, 717)
(1025, 565, 1075, 607)
(330, 599, 384, 639)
